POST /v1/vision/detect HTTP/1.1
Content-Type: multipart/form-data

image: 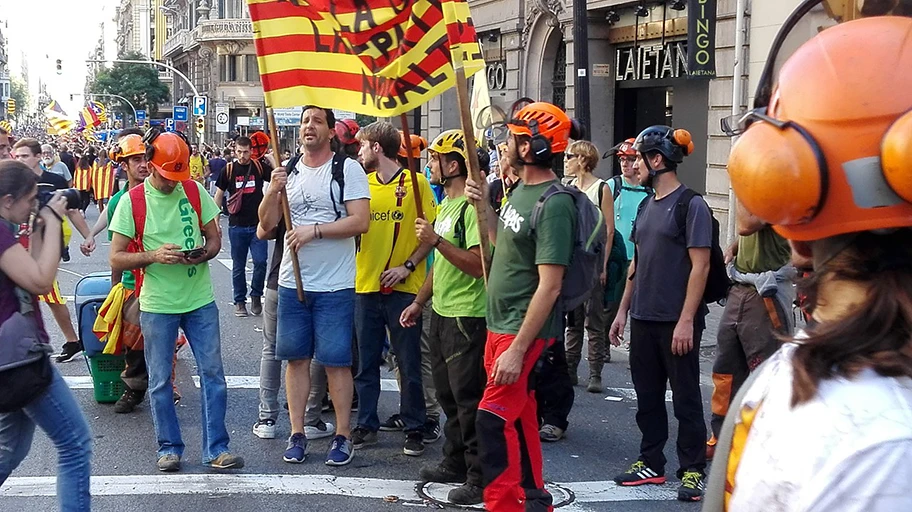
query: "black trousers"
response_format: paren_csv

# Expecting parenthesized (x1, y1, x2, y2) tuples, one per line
(629, 318, 707, 476)
(428, 312, 487, 486)
(535, 330, 574, 431)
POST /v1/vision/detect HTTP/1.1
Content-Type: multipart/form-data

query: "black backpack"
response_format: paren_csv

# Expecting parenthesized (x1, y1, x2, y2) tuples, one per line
(285, 152, 348, 219)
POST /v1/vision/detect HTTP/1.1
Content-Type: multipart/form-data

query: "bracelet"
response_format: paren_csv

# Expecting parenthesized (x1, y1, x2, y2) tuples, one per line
(317, 224, 323, 240)
(313, 224, 318, 240)
(41, 205, 64, 223)
(433, 235, 443, 248)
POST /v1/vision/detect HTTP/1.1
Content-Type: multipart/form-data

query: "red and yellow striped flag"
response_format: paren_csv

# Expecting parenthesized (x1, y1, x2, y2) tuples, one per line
(246, 0, 485, 116)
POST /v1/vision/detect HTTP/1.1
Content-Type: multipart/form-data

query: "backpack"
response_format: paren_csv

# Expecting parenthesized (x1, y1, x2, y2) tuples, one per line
(453, 200, 471, 248)
(285, 152, 347, 219)
(128, 181, 204, 297)
(530, 183, 607, 312)
(606, 174, 653, 201)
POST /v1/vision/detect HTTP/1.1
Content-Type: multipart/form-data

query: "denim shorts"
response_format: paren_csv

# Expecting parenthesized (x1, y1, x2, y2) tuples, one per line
(275, 286, 355, 366)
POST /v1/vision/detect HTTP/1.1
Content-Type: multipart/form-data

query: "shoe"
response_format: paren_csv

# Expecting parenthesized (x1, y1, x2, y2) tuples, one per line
(325, 435, 354, 466)
(283, 433, 307, 463)
(62, 246, 71, 262)
(351, 427, 377, 449)
(55, 342, 83, 363)
(235, 303, 248, 317)
(208, 452, 245, 469)
(157, 454, 181, 472)
(304, 420, 336, 440)
(587, 376, 603, 393)
(422, 418, 441, 444)
(418, 464, 466, 484)
(252, 419, 277, 439)
(113, 388, 145, 413)
(448, 483, 485, 505)
(250, 296, 263, 316)
(539, 424, 564, 442)
(379, 413, 406, 431)
(175, 332, 188, 354)
(706, 435, 717, 460)
(677, 470, 706, 502)
(173, 390, 182, 405)
(321, 394, 332, 412)
(569, 371, 579, 386)
(614, 460, 666, 486)
(404, 431, 425, 457)
(351, 392, 359, 412)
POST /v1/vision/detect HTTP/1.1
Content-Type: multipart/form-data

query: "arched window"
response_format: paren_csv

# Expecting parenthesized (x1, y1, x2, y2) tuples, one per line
(551, 38, 567, 110)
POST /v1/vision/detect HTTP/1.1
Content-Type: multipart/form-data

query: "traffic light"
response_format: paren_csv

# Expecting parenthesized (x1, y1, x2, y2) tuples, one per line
(56, 59, 62, 75)
(196, 117, 205, 132)
(6, 99, 15, 115)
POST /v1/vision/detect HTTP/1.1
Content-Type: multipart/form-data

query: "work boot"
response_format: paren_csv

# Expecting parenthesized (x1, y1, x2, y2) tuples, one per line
(567, 357, 580, 386)
(114, 388, 145, 413)
(250, 296, 263, 316)
(587, 375, 603, 393)
(448, 483, 484, 505)
(235, 302, 248, 317)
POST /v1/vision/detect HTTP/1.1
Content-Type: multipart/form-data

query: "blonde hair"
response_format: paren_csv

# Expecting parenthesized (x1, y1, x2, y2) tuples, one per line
(567, 140, 599, 173)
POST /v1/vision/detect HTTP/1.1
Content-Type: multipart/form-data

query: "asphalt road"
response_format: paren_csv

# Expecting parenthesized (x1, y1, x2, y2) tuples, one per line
(0, 206, 727, 512)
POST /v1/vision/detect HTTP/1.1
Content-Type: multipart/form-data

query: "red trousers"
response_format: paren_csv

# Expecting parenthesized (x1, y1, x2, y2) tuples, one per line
(477, 332, 554, 512)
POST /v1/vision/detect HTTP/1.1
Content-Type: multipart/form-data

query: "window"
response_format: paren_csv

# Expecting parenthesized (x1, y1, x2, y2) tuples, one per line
(219, 55, 241, 82)
(246, 56, 259, 83)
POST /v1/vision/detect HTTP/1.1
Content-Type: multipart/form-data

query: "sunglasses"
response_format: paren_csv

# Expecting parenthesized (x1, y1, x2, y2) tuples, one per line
(564, 153, 581, 160)
(720, 107, 791, 137)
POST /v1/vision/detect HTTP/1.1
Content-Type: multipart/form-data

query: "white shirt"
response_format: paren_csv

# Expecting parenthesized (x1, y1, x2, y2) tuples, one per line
(278, 155, 370, 292)
(729, 342, 912, 512)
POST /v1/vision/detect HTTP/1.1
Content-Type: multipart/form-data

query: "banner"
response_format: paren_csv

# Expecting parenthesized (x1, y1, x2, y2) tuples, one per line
(687, 0, 717, 78)
(469, 66, 491, 144)
(44, 100, 75, 135)
(88, 101, 108, 123)
(247, 0, 485, 116)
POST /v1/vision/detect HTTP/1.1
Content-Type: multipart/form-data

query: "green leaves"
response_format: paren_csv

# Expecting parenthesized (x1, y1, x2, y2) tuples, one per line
(88, 52, 170, 120)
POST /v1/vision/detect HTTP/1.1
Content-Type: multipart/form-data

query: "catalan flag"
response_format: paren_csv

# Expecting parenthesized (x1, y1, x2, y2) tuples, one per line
(44, 100, 75, 135)
(88, 101, 108, 123)
(0, 120, 11, 134)
(78, 106, 101, 132)
(246, 0, 485, 117)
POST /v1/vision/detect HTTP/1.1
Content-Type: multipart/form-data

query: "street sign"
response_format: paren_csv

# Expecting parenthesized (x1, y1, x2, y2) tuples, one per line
(172, 106, 189, 122)
(135, 110, 147, 121)
(274, 107, 303, 126)
(215, 103, 229, 133)
(192, 96, 208, 117)
(165, 118, 175, 132)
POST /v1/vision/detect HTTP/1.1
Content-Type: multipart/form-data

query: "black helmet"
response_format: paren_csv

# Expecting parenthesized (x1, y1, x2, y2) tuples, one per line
(633, 125, 690, 164)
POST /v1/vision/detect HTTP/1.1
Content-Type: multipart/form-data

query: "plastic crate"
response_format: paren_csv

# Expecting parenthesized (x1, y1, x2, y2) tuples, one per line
(88, 354, 125, 403)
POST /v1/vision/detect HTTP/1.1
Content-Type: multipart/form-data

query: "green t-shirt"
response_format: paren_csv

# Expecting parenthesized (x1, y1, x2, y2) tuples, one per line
(607, 176, 650, 261)
(487, 181, 575, 339)
(431, 196, 486, 318)
(109, 180, 220, 314)
(734, 226, 792, 274)
(106, 188, 135, 290)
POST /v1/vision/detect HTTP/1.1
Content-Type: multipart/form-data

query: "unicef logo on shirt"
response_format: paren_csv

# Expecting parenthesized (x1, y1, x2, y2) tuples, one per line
(392, 210, 404, 221)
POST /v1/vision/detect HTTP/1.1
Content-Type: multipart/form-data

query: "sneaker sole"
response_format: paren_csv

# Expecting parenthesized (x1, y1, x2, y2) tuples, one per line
(618, 477, 667, 486)
(325, 454, 354, 466)
(209, 462, 244, 469)
(403, 448, 425, 457)
(282, 456, 306, 464)
(253, 430, 276, 439)
(677, 493, 703, 502)
(379, 426, 405, 432)
(352, 439, 377, 450)
(56, 351, 84, 363)
(422, 434, 441, 444)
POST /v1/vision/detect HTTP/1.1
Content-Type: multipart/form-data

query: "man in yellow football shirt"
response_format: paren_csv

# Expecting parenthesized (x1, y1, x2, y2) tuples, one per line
(189, 144, 209, 185)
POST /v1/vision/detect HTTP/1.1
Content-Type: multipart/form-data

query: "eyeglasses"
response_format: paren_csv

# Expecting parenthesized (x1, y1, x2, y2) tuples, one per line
(564, 153, 581, 160)
(720, 107, 789, 137)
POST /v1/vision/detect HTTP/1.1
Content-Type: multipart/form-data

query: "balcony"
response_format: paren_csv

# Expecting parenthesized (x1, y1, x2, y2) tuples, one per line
(158, 70, 173, 81)
(194, 19, 253, 42)
(162, 28, 192, 58)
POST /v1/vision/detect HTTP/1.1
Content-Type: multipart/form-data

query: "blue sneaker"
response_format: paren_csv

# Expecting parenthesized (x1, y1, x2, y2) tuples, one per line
(283, 433, 307, 463)
(325, 435, 354, 466)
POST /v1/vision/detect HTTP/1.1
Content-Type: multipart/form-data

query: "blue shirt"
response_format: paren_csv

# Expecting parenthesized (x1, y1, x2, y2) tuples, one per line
(608, 176, 651, 260)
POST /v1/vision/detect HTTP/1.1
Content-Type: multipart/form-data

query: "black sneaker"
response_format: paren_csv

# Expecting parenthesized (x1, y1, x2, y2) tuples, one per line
(403, 431, 425, 457)
(677, 470, 706, 502)
(62, 246, 71, 262)
(113, 388, 145, 413)
(614, 460, 666, 486)
(351, 427, 378, 450)
(418, 464, 466, 484)
(380, 413, 406, 431)
(422, 418, 441, 443)
(448, 483, 484, 505)
(55, 342, 83, 363)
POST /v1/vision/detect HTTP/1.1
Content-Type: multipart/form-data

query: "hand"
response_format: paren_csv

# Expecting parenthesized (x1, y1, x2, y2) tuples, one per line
(724, 245, 736, 265)
(415, 218, 437, 245)
(152, 244, 185, 265)
(399, 302, 423, 328)
(80, 237, 96, 257)
(38, 194, 68, 223)
(671, 318, 695, 356)
(286, 224, 315, 253)
(492, 346, 524, 386)
(465, 175, 488, 204)
(600, 270, 607, 287)
(269, 168, 288, 194)
(609, 314, 627, 347)
(380, 266, 410, 288)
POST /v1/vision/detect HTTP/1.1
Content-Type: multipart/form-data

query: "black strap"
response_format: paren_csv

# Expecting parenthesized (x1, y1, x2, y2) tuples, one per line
(675, 188, 699, 240)
(611, 175, 623, 200)
(329, 153, 347, 220)
(453, 199, 471, 248)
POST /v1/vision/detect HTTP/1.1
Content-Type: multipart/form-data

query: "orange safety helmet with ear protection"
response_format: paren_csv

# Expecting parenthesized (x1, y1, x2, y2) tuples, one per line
(143, 129, 191, 181)
(506, 102, 581, 162)
(112, 134, 145, 162)
(727, 15, 912, 241)
(398, 133, 428, 159)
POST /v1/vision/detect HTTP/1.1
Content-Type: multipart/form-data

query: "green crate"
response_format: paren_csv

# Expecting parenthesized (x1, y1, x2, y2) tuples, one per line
(88, 354, 126, 404)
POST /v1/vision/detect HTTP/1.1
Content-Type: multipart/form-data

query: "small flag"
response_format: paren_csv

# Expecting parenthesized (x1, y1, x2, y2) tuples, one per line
(44, 99, 75, 135)
(88, 101, 108, 123)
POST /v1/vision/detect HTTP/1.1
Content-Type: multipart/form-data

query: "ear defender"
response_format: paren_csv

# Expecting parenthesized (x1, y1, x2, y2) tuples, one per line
(881, 108, 912, 203)
(569, 119, 586, 141)
(727, 120, 827, 226)
(527, 119, 552, 160)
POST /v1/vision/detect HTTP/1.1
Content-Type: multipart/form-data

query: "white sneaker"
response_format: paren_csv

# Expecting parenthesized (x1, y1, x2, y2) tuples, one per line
(304, 420, 336, 440)
(253, 419, 277, 439)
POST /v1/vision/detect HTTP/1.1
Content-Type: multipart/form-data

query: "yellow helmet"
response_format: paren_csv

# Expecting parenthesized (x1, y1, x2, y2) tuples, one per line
(429, 130, 467, 161)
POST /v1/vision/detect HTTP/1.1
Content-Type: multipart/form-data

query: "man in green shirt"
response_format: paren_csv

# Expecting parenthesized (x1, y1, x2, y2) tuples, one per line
(400, 130, 487, 505)
(465, 102, 579, 512)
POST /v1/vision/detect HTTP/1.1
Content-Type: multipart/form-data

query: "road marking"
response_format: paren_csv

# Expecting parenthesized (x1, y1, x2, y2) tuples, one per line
(217, 259, 252, 273)
(62, 295, 75, 302)
(57, 267, 85, 279)
(0, 474, 677, 505)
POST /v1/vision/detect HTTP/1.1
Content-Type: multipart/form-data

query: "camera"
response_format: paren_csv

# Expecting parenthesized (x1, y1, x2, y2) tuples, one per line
(38, 188, 82, 210)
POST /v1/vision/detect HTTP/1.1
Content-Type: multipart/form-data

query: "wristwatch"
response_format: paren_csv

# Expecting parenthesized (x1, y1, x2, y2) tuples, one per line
(404, 260, 416, 273)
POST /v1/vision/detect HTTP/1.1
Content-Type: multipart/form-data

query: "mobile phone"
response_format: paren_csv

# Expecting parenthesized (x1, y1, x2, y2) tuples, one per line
(183, 247, 206, 259)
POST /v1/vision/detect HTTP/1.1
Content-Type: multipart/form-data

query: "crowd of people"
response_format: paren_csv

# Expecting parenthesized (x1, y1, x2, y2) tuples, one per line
(1, 6, 912, 512)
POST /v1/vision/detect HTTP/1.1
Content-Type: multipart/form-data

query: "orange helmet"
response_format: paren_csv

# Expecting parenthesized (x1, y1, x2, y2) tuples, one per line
(143, 130, 191, 181)
(112, 134, 145, 162)
(727, 15, 912, 241)
(506, 102, 578, 161)
(398, 133, 428, 159)
(249, 131, 270, 160)
(335, 119, 360, 145)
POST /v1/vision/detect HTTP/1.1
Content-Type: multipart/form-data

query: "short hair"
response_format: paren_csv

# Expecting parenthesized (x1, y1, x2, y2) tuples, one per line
(235, 136, 252, 148)
(476, 147, 490, 173)
(441, 152, 468, 175)
(223, 148, 232, 158)
(566, 140, 599, 173)
(301, 105, 336, 127)
(13, 138, 41, 156)
(358, 121, 400, 159)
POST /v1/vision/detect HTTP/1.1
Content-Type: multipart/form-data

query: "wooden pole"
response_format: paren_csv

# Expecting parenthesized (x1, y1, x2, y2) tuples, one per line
(266, 107, 305, 302)
(399, 112, 425, 220)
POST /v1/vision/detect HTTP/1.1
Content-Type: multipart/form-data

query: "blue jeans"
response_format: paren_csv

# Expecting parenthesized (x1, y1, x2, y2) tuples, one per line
(355, 291, 426, 432)
(275, 287, 355, 366)
(0, 364, 93, 512)
(228, 225, 268, 304)
(140, 301, 231, 462)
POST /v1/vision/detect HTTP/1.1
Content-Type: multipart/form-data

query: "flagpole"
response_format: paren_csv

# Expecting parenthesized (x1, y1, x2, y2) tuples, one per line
(399, 112, 425, 220)
(450, 52, 492, 283)
(266, 107, 305, 302)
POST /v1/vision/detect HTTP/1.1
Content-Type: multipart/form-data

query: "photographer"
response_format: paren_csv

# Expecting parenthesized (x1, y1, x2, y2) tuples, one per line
(0, 160, 93, 511)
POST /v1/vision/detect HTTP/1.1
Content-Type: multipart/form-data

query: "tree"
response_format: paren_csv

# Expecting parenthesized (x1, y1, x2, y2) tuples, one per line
(9, 77, 29, 118)
(88, 51, 170, 122)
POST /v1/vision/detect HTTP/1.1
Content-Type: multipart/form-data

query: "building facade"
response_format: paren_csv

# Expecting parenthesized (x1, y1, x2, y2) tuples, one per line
(0, 26, 9, 112)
